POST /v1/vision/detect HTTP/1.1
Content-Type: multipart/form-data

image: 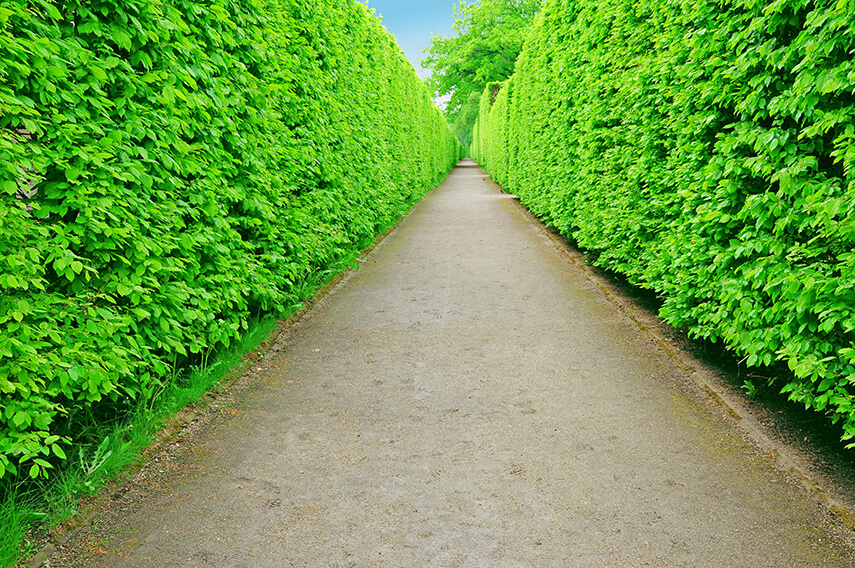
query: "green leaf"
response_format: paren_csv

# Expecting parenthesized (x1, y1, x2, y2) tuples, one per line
(89, 65, 108, 82)
(44, 3, 61, 19)
(12, 410, 31, 428)
(112, 29, 132, 51)
(34, 413, 52, 429)
(65, 167, 82, 182)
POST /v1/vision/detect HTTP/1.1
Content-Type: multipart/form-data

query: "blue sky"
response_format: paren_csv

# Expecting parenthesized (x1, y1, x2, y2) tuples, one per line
(362, 1, 457, 78)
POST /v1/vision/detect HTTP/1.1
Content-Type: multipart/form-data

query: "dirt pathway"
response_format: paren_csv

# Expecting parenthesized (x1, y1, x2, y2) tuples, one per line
(49, 160, 855, 567)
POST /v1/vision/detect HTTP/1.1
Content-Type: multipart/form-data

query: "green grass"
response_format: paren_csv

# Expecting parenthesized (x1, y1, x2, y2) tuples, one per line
(0, 486, 44, 567)
(0, 315, 281, 568)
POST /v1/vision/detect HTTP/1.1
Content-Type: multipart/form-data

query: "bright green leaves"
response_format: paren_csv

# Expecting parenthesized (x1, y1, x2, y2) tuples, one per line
(0, 0, 457, 480)
(475, 0, 855, 443)
(422, 0, 541, 150)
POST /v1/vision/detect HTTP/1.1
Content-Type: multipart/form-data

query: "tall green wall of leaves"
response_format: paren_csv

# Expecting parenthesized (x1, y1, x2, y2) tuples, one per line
(0, 0, 459, 478)
(473, 0, 855, 441)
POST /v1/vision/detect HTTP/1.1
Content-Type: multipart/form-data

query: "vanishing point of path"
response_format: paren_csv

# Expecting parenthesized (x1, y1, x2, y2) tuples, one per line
(50, 161, 855, 567)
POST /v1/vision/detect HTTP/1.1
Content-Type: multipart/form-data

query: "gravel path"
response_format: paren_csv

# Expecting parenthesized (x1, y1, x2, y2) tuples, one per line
(47, 160, 855, 567)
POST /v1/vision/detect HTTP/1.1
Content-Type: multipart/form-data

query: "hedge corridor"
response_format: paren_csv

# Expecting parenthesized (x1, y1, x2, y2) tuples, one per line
(0, 0, 460, 479)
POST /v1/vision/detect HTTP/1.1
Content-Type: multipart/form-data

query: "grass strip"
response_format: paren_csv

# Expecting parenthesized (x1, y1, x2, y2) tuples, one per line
(0, 315, 280, 567)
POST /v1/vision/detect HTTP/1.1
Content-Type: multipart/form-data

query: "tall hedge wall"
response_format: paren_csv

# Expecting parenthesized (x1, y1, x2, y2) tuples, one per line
(0, 0, 459, 479)
(473, 0, 855, 441)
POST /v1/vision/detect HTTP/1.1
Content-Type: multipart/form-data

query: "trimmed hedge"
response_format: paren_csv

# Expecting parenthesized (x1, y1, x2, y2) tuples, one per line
(0, 0, 459, 478)
(473, 0, 855, 441)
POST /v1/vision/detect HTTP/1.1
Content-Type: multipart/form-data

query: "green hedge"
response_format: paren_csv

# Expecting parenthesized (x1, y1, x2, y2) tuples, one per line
(473, 0, 855, 441)
(0, 0, 459, 479)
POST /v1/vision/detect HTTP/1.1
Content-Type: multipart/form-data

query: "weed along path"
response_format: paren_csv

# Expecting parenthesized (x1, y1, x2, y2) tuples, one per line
(49, 160, 854, 567)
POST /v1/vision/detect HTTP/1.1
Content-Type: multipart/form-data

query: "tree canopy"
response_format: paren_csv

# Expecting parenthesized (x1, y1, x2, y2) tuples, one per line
(422, 0, 541, 149)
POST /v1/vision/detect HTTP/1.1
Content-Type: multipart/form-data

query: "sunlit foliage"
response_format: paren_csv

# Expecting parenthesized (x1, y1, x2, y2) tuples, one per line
(474, 0, 855, 443)
(0, 0, 459, 479)
(423, 0, 540, 149)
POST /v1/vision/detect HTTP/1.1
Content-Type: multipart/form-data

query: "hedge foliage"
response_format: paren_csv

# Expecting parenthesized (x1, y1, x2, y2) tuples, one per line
(473, 0, 855, 441)
(0, 0, 459, 479)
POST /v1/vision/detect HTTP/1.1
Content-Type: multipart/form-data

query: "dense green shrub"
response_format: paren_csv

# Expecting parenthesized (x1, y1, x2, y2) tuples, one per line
(473, 0, 855, 441)
(0, 0, 459, 479)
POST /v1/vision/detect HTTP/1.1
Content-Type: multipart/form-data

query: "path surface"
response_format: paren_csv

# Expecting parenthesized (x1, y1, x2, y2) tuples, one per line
(51, 161, 854, 567)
